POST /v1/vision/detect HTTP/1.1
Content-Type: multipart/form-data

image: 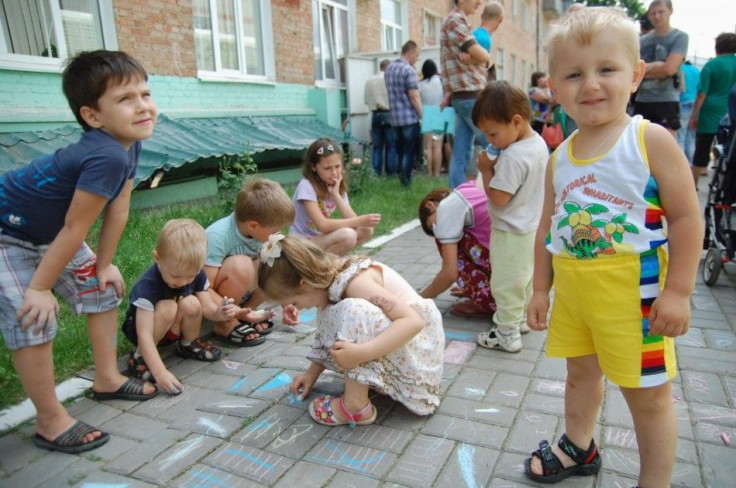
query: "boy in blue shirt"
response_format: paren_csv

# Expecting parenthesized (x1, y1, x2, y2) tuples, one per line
(124, 219, 234, 395)
(206, 178, 299, 345)
(0, 50, 157, 454)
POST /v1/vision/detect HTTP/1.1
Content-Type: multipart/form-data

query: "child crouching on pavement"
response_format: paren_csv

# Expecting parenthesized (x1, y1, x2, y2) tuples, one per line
(124, 219, 235, 395)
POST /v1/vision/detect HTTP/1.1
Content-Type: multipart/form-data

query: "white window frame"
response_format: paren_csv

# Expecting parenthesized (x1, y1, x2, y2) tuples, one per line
(0, 0, 117, 72)
(313, 0, 355, 87)
(496, 48, 505, 80)
(194, 0, 275, 82)
(521, 2, 529, 32)
(521, 59, 527, 88)
(510, 53, 517, 86)
(422, 8, 441, 48)
(380, 0, 407, 52)
(511, 0, 518, 21)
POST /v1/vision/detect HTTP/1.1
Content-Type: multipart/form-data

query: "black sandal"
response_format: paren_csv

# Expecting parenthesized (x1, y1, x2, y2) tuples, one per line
(244, 318, 275, 336)
(524, 433, 602, 483)
(175, 338, 222, 361)
(218, 322, 266, 347)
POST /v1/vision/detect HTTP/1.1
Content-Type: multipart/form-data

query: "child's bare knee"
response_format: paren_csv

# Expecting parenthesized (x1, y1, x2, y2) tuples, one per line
(155, 300, 178, 321)
(338, 228, 359, 249)
(178, 295, 202, 318)
(357, 226, 374, 243)
(219, 255, 256, 285)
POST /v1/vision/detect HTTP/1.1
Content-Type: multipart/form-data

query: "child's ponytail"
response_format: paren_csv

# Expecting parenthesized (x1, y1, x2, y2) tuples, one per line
(257, 235, 345, 301)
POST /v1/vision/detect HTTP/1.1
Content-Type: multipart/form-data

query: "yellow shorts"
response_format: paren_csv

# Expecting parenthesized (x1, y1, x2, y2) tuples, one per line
(547, 248, 676, 388)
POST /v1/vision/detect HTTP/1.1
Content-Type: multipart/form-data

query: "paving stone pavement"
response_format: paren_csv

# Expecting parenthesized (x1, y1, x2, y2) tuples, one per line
(1, 222, 735, 487)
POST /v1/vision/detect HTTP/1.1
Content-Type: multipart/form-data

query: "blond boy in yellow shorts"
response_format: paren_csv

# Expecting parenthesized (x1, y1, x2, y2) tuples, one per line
(525, 8, 702, 488)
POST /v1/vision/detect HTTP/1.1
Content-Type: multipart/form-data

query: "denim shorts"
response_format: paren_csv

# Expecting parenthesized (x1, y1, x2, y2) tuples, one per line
(0, 233, 121, 350)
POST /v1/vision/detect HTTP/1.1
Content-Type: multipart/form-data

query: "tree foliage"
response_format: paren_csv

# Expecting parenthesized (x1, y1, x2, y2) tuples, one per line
(570, 0, 646, 19)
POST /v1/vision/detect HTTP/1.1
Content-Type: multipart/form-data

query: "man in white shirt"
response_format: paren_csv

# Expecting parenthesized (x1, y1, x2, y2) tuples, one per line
(364, 60, 398, 175)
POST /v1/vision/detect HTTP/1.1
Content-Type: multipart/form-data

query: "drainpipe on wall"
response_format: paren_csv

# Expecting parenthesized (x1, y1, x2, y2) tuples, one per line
(536, 0, 541, 71)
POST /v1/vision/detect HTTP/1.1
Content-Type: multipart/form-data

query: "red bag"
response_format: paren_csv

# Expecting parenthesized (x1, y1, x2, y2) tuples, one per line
(542, 122, 564, 149)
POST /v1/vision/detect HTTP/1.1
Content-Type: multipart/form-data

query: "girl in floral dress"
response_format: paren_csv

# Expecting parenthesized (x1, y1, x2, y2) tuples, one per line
(257, 234, 444, 426)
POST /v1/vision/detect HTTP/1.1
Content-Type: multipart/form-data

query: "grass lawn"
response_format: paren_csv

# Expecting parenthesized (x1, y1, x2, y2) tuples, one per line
(0, 170, 447, 411)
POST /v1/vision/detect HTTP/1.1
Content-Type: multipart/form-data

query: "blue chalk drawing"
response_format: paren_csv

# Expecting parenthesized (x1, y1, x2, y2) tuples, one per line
(224, 448, 276, 470)
(185, 469, 231, 488)
(228, 377, 247, 393)
(299, 307, 318, 323)
(255, 372, 292, 393)
(306, 440, 385, 474)
(244, 418, 273, 435)
(80, 484, 131, 488)
(286, 392, 303, 404)
(458, 443, 477, 488)
(444, 331, 475, 341)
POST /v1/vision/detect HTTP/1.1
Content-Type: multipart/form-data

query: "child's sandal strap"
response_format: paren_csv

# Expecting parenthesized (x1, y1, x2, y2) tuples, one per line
(336, 396, 373, 428)
(557, 434, 599, 465)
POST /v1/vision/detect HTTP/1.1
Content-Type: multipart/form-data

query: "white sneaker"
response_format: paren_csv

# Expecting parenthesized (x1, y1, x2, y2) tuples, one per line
(477, 327, 522, 353)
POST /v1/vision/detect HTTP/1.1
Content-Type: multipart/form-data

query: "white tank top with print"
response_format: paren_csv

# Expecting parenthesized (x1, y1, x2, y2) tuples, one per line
(546, 115, 667, 260)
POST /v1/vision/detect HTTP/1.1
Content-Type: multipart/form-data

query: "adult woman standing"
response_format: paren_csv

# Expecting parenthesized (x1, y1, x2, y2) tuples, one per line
(418, 59, 446, 177)
(528, 71, 553, 135)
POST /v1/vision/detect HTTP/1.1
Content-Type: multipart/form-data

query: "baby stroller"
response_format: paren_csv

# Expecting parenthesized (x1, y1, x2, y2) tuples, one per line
(702, 108, 736, 286)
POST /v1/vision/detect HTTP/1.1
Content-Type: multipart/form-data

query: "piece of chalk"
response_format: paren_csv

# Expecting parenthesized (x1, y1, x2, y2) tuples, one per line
(721, 432, 730, 445)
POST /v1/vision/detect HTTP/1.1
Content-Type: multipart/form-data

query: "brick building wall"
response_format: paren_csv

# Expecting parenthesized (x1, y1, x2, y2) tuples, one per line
(273, 0, 314, 84)
(356, 0, 382, 53)
(113, 0, 198, 77)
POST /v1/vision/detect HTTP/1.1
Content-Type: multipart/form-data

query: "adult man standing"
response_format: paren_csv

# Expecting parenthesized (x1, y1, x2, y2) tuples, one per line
(633, 0, 688, 137)
(440, 0, 490, 188)
(364, 59, 398, 176)
(385, 40, 423, 187)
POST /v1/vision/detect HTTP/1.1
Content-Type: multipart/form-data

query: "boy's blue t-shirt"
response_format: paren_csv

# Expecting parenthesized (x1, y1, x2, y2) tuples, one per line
(205, 212, 262, 267)
(472, 27, 492, 52)
(0, 129, 140, 245)
(680, 63, 700, 104)
(129, 264, 209, 312)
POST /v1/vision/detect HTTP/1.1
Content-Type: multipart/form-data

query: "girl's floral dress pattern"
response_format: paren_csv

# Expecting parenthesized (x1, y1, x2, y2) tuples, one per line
(436, 229, 496, 313)
(307, 259, 445, 415)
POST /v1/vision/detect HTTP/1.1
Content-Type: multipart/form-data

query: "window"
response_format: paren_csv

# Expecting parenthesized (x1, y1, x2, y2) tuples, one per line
(521, 2, 529, 31)
(423, 9, 440, 47)
(313, 0, 350, 84)
(496, 48, 504, 80)
(0, 0, 116, 71)
(380, 0, 404, 51)
(521, 59, 527, 88)
(511, 0, 518, 21)
(510, 53, 517, 86)
(193, 0, 273, 80)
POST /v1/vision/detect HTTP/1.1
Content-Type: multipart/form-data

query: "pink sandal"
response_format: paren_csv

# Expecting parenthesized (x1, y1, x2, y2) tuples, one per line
(308, 395, 377, 427)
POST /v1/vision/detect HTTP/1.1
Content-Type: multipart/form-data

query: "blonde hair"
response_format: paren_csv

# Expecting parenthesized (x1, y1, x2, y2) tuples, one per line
(481, 1, 504, 21)
(547, 7, 640, 78)
(257, 235, 361, 301)
(235, 177, 295, 226)
(156, 218, 207, 270)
